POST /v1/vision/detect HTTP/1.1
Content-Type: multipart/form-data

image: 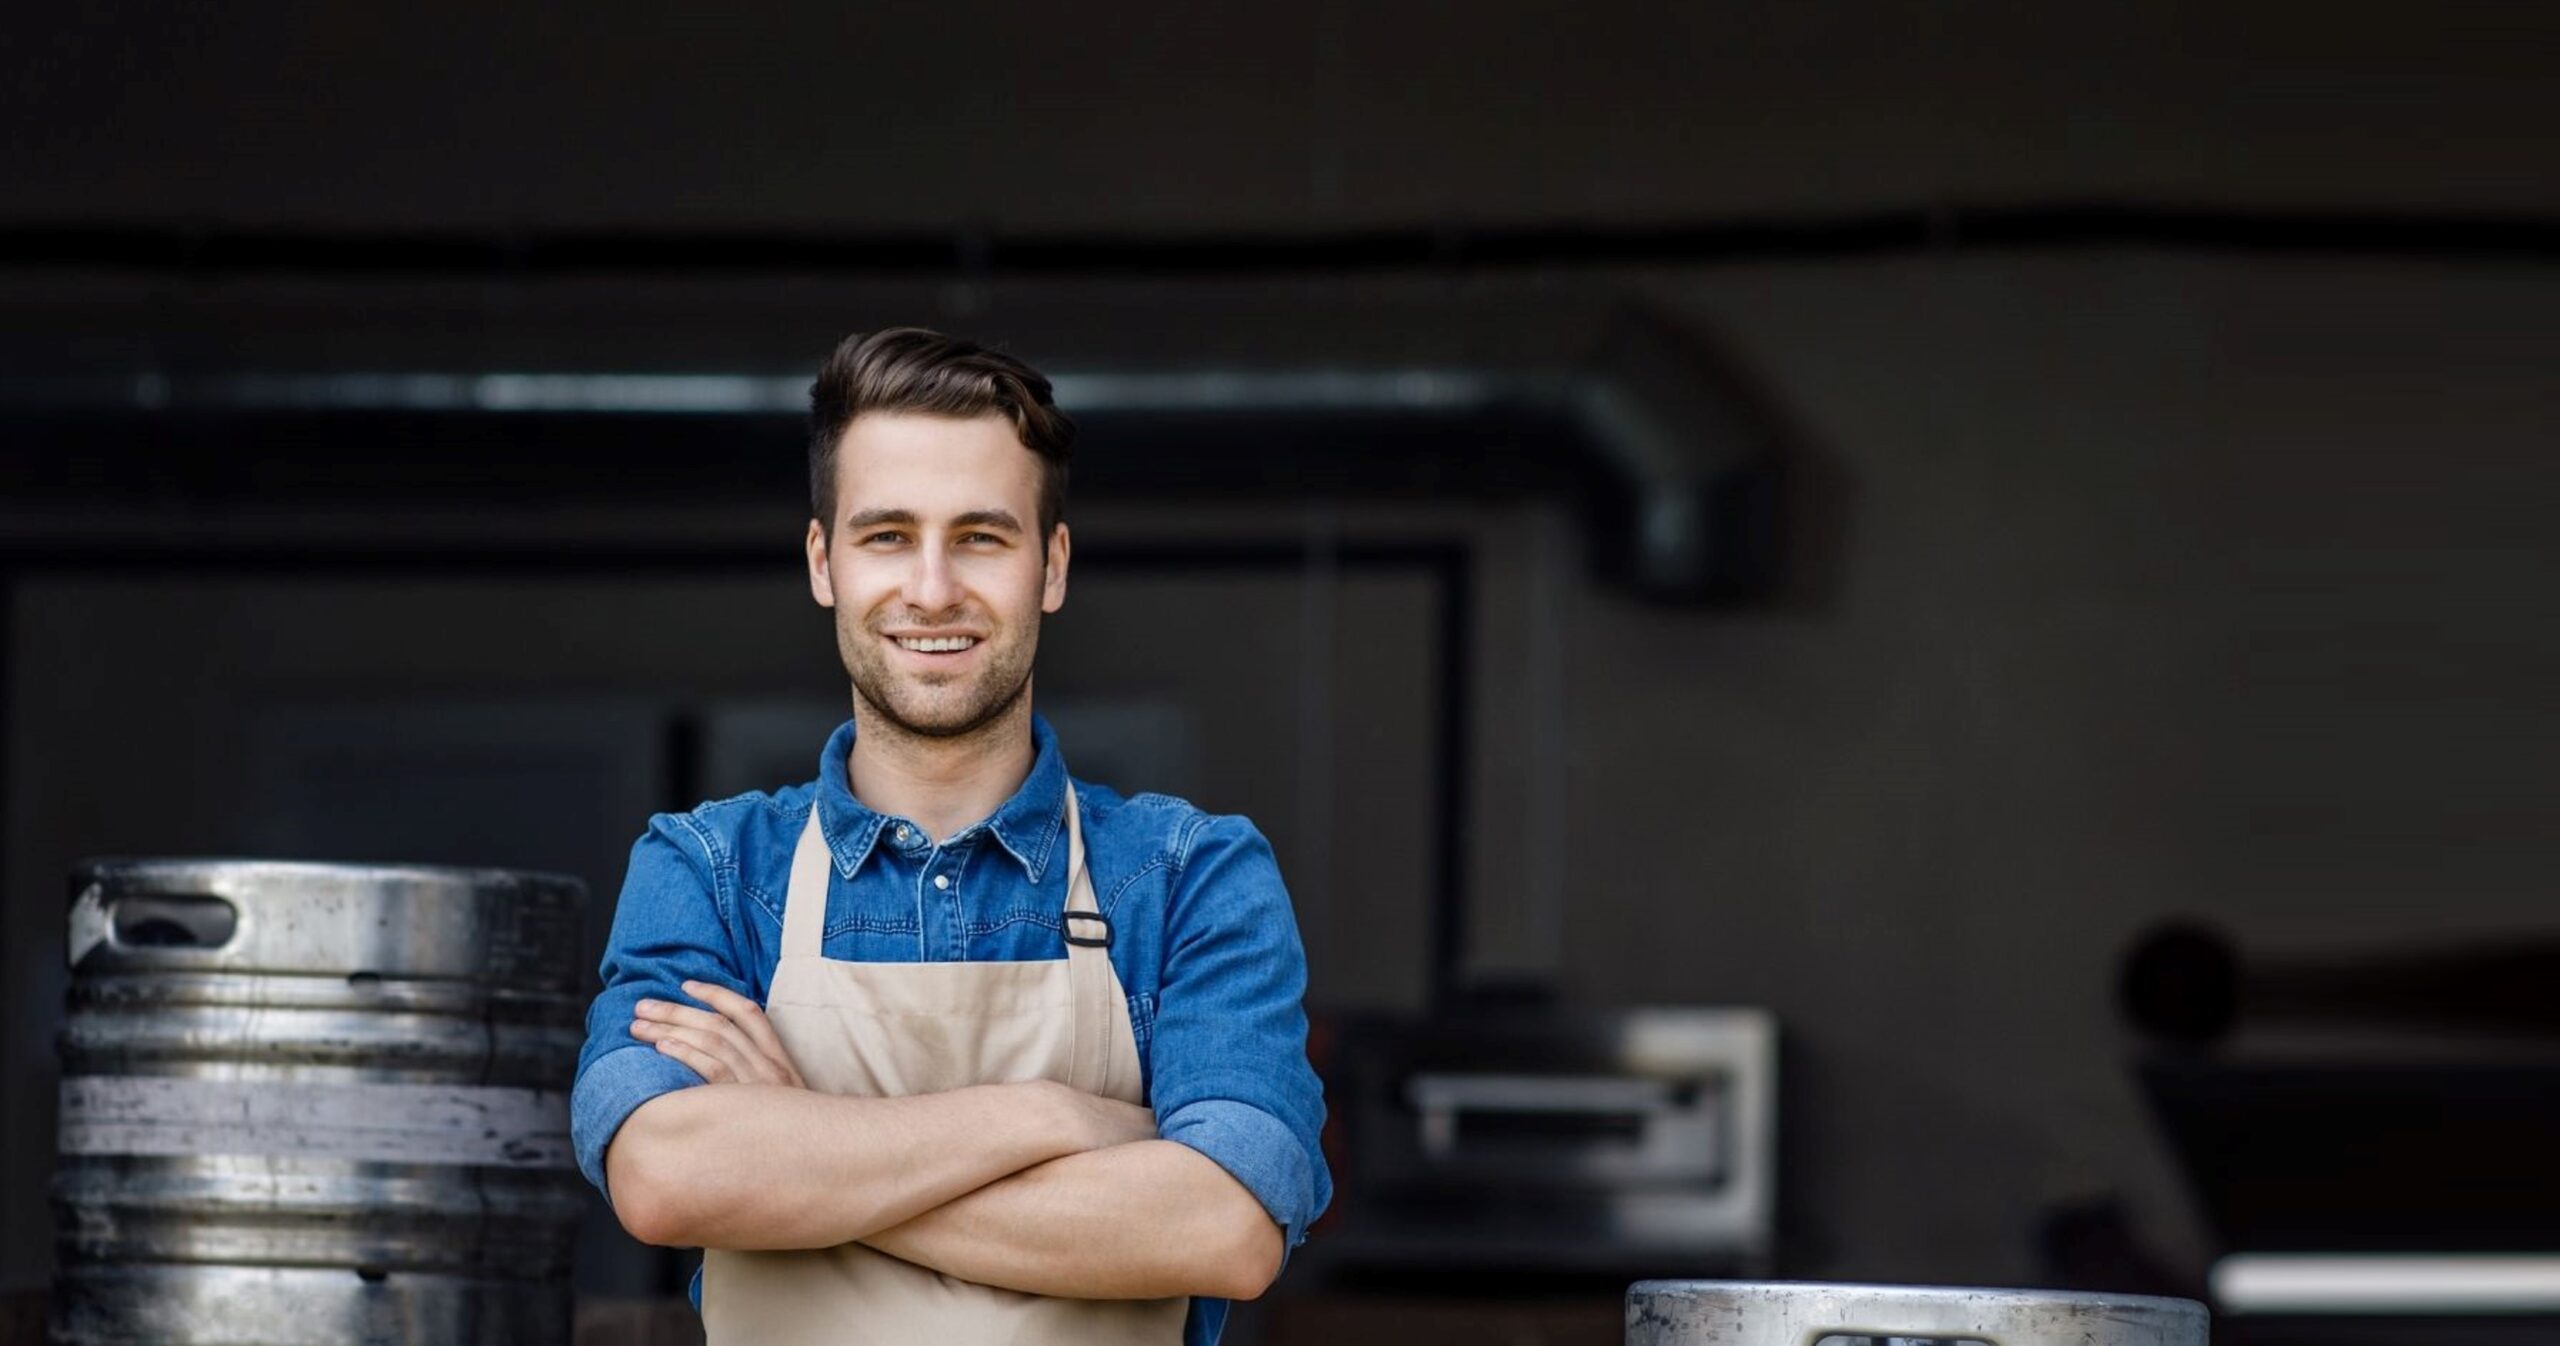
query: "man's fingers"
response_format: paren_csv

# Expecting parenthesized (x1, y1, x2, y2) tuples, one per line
(637, 1003, 760, 1070)
(651, 1034, 734, 1085)
(635, 1000, 734, 1037)
(681, 982, 791, 1058)
(679, 981, 802, 1085)
(643, 1023, 760, 1084)
(630, 985, 805, 1089)
(680, 980, 758, 1019)
(640, 1021, 791, 1088)
(638, 999, 765, 1064)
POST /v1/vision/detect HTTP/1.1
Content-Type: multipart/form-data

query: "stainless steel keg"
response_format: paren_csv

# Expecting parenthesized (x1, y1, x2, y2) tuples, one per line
(1626, 1281, 2209, 1346)
(52, 858, 588, 1346)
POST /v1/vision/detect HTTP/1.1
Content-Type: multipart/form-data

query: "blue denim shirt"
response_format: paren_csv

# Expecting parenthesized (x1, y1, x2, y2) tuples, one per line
(571, 715, 1330, 1345)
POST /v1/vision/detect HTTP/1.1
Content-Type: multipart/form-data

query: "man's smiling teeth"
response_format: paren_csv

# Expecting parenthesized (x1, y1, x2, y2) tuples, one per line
(897, 636, 978, 652)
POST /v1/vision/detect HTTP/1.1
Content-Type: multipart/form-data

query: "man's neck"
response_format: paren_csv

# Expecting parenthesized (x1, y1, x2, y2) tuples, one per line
(845, 694, 1038, 844)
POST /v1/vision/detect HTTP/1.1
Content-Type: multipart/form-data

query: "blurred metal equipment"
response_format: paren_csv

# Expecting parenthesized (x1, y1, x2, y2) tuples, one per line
(1327, 1007, 1774, 1274)
(1624, 1281, 2208, 1346)
(2210, 1253, 2560, 1315)
(2122, 921, 2560, 1343)
(52, 859, 587, 1346)
(2121, 919, 2560, 1045)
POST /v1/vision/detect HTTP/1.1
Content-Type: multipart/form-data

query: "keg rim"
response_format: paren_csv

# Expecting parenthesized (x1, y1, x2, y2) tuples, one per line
(66, 857, 587, 983)
(1625, 1279, 2209, 1318)
(72, 855, 587, 896)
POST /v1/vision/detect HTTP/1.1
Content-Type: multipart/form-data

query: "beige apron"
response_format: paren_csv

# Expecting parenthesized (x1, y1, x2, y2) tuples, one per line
(701, 790, 1190, 1345)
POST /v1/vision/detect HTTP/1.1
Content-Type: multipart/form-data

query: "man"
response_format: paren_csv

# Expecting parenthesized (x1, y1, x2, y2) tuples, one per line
(569, 328, 1330, 1345)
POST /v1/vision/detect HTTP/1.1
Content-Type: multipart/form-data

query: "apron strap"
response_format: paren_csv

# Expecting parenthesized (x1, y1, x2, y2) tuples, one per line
(1059, 789, 1119, 1100)
(781, 805, 832, 961)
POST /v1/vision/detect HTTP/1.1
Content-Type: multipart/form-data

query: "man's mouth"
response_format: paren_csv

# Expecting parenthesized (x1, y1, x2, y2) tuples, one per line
(891, 634, 979, 653)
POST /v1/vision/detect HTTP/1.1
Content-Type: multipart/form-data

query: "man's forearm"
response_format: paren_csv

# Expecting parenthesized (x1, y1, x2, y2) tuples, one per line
(862, 1139, 1285, 1302)
(605, 1079, 1112, 1250)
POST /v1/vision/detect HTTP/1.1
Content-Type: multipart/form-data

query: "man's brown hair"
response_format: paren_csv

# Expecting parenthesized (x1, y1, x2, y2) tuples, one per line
(807, 328, 1075, 536)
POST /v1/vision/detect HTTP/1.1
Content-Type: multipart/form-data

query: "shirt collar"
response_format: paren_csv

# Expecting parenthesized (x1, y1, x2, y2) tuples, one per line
(813, 714, 1069, 883)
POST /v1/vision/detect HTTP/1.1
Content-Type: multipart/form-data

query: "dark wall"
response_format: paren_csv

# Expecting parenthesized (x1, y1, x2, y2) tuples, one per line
(5, 0, 2554, 233)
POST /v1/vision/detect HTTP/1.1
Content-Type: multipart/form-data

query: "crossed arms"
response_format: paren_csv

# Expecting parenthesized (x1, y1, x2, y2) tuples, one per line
(602, 982, 1284, 1302)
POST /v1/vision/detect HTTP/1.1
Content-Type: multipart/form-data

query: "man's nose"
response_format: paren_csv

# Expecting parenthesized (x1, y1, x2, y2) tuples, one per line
(906, 544, 961, 612)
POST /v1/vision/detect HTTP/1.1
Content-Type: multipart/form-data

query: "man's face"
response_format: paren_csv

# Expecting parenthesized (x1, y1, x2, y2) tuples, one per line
(805, 412, 1068, 739)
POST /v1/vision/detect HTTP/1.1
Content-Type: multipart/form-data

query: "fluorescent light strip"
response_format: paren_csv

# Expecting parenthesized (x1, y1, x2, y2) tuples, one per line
(2214, 1254, 2560, 1315)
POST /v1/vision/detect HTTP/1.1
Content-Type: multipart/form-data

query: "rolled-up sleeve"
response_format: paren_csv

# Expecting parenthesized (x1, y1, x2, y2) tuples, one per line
(1145, 815, 1332, 1249)
(568, 812, 743, 1201)
(572, 1045, 704, 1196)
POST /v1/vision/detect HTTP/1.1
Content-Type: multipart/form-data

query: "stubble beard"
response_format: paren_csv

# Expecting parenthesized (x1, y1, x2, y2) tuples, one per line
(839, 612, 1039, 748)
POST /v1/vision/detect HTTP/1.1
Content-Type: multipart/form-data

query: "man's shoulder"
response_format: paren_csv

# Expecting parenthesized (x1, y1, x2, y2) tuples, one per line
(641, 780, 819, 868)
(1072, 775, 1196, 840)
(1070, 777, 1272, 877)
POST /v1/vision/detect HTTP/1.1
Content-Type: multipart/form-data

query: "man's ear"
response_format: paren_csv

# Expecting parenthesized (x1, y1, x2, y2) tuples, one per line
(806, 519, 836, 609)
(1041, 522, 1071, 614)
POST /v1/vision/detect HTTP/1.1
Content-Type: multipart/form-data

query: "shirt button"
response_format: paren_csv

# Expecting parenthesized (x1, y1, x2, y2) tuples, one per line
(932, 874, 951, 891)
(895, 826, 914, 843)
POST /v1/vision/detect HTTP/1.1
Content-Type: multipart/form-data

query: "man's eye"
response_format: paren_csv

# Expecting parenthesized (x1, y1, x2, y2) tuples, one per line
(961, 532, 1003, 545)
(861, 531, 907, 546)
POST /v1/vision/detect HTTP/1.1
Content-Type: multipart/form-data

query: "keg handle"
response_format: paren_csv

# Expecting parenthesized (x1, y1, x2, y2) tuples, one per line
(1807, 1335, 1994, 1346)
(67, 884, 241, 966)
(1805, 1334, 1994, 1346)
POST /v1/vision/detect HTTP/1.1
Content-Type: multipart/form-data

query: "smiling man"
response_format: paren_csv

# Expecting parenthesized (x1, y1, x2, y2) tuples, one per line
(568, 328, 1330, 1345)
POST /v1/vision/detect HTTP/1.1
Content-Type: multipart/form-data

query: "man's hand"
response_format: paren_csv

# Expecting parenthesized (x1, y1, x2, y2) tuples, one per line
(632, 980, 805, 1088)
(1049, 1085, 1159, 1152)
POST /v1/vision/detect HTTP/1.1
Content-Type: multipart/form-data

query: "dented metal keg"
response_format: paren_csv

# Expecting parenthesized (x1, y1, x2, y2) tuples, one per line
(52, 858, 587, 1346)
(1626, 1281, 2208, 1346)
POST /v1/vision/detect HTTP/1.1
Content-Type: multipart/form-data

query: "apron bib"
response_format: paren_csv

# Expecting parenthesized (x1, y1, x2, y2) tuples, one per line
(701, 791, 1188, 1345)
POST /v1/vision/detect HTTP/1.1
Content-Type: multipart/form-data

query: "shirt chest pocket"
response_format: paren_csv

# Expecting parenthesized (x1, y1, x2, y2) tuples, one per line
(744, 883, 919, 950)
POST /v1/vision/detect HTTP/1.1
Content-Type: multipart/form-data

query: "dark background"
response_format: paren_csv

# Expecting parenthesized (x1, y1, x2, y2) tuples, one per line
(3, 2, 2555, 1341)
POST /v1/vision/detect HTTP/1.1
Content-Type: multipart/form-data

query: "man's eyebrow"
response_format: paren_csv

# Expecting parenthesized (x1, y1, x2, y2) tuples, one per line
(839, 507, 1023, 533)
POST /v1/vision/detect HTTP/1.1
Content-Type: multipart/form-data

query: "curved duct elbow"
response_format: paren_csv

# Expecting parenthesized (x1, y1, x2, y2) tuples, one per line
(1561, 309, 1792, 602)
